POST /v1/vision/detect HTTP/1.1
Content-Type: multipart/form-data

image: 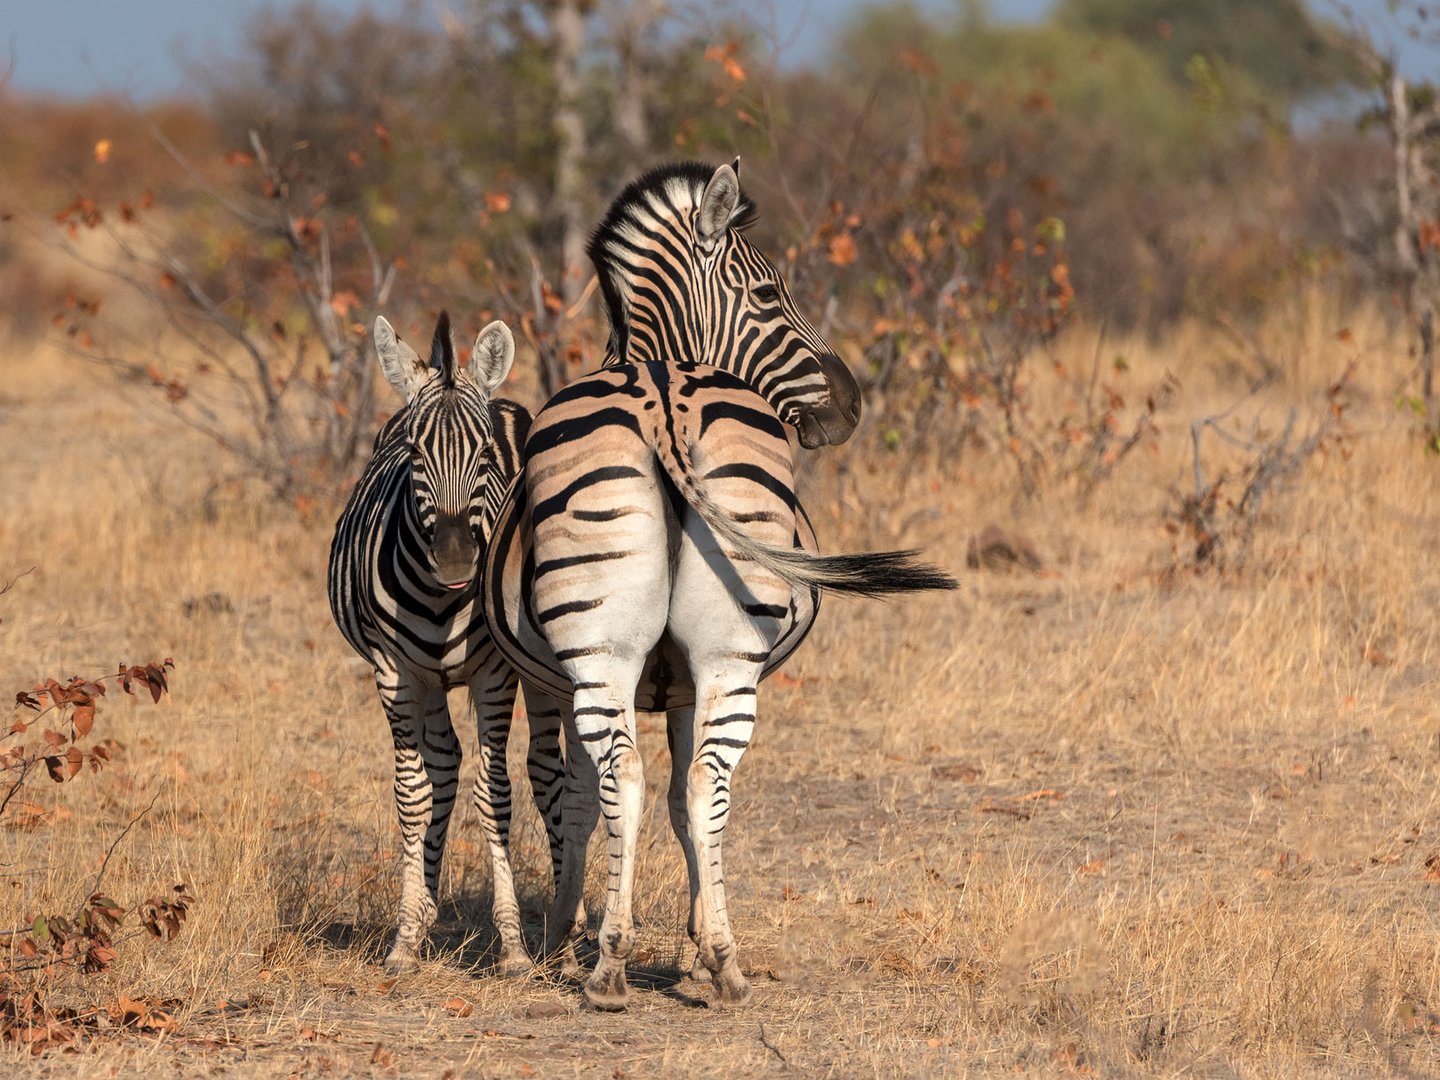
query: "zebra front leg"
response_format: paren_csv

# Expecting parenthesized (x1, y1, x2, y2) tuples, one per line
(569, 680, 645, 1011)
(666, 706, 710, 984)
(380, 673, 458, 975)
(685, 677, 759, 1004)
(469, 663, 530, 975)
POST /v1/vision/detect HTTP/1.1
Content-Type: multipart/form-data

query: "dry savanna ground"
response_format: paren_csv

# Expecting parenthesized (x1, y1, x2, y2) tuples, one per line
(2, 291, 1440, 1077)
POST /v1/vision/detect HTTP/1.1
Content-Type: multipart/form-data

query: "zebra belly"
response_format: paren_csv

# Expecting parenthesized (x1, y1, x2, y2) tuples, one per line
(350, 584, 495, 685)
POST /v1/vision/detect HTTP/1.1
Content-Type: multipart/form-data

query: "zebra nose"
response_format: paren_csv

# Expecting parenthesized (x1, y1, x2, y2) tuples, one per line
(432, 512, 478, 587)
(794, 353, 862, 448)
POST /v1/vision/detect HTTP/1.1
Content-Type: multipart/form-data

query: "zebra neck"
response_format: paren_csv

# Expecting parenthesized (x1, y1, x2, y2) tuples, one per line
(395, 475, 436, 582)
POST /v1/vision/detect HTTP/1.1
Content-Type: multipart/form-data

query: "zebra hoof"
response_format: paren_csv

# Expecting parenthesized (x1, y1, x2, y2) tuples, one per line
(543, 934, 587, 982)
(497, 951, 534, 978)
(581, 968, 629, 1012)
(383, 946, 418, 976)
(713, 967, 753, 1006)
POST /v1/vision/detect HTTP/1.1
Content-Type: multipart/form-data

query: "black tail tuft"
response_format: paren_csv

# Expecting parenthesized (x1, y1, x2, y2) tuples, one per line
(810, 549, 959, 598)
(654, 434, 957, 600)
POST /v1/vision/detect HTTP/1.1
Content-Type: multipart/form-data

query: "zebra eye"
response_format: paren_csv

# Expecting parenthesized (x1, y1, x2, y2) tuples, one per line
(753, 284, 781, 304)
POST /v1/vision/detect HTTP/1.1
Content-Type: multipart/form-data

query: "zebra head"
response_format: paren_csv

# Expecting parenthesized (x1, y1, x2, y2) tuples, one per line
(589, 160, 862, 449)
(374, 311, 516, 590)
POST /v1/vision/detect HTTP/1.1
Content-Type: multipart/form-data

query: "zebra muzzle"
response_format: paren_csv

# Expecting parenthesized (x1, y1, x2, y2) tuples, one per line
(795, 353, 862, 448)
(432, 512, 479, 589)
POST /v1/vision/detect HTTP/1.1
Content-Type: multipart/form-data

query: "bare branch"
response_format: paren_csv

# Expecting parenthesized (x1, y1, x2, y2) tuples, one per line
(0, 566, 36, 599)
(90, 789, 165, 900)
(141, 114, 276, 232)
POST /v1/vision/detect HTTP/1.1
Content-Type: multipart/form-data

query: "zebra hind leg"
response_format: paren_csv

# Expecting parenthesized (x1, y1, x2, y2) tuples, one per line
(666, 707, 710, 984)
(567, 677, 646, 1011)
(523, 688, 565, 897)
(380, 675, 458, 975)
(684, 676, 760, 1005)
(469, 666, 531, 975)
(527, 687, 593, 979)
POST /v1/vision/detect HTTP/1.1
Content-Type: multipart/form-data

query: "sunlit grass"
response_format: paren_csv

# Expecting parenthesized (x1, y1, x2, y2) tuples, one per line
(1, 291, 1438, 1074)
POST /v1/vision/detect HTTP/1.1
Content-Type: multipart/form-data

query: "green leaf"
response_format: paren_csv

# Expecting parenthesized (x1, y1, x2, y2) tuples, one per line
(1396, 394, 1426, 417)
(1037, 216, 1066, 244)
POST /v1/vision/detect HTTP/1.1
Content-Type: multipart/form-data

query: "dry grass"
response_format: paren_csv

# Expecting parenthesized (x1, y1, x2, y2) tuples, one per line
(2, 288, 1439, 1076)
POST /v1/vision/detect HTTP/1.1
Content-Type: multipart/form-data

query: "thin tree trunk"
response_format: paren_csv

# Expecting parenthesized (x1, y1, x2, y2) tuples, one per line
(1391, 73, 1418, 281)
(1388, 72, 1440, 435)
(609, 0, 658, 160)
(551, 0, 587, 311)
(1422, 306, 1437, 435)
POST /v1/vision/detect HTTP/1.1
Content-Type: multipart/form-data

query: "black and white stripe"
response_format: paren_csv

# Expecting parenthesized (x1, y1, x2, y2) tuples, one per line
(482, 162, 955, 1009)
(328, 311, 562, 975)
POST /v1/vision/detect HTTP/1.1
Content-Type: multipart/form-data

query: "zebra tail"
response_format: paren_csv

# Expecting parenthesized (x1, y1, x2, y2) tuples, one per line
(657, 441, 958, 598)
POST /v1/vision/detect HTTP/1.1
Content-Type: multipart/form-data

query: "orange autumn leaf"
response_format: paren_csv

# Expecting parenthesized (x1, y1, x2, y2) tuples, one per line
(329, 290, 361, 316)
(704, 42, 746, 83)
(828, 233, 858, 267)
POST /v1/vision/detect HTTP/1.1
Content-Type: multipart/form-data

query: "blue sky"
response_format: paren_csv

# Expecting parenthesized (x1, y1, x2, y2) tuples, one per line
(1, 0, 1434, 100)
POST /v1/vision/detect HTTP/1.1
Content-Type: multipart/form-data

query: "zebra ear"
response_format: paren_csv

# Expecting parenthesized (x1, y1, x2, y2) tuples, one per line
(374, 316, 428, 403)
(430, 310, 456, 386)
(469, 319, 515, 393)
(731, 155, 741, 182)
(697, 161, 741, 245)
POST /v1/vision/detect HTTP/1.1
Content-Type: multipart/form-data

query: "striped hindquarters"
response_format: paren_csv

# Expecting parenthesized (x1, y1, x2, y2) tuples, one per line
(483, 362, 820, 710)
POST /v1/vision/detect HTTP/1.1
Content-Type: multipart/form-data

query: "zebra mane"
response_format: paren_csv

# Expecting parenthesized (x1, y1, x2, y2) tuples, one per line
(428, 310, 456, 388)
(589, 162, 759, 355)
(588, 162, 759, 260)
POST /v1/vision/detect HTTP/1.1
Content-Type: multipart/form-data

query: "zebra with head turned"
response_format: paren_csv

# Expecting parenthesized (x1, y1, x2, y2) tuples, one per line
(483, 161, 957, 1010)
(328, 311, 563, 976)
(591, 159, 861, 448)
